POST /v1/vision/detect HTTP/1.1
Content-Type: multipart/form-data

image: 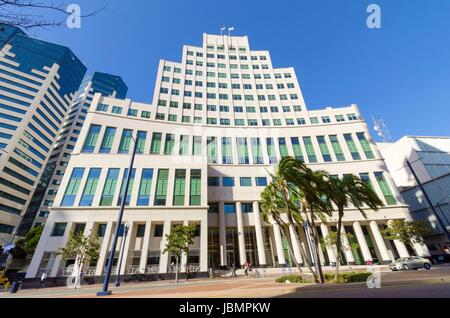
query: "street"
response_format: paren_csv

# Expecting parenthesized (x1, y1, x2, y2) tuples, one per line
(2, 265, 450, 298)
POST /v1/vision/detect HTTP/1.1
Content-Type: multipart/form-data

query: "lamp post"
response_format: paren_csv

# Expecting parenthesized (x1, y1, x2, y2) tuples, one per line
(115, 222, 130, 287)
(97, 136, 138, 297)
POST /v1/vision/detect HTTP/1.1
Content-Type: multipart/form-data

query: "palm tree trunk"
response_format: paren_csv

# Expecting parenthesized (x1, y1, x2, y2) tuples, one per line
(334, 209, 344, 280)
(293, 225, 320, 283)
(278, 225, 303, 274)
(309, 210, 325, 283)
(175, 256, 179, 284)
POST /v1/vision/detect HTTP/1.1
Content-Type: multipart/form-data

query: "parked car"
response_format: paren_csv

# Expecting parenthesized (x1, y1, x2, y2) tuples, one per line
(389, 256, 432, 271)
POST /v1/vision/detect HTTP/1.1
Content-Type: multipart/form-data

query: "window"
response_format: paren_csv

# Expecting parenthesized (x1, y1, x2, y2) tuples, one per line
(223, 177, 235, 187)
(236, 138, 249, 164)
(255, 177, 268, 187)
(173, 170, 186, 206)
(248, 119, 258, 126)
(207, 137, 217, 164)
(224, 203, 236, 214)
(154, 224, 164, 237)
(209, 203, 219, 214)
(240, 177, 252, 187)
(141, 111, 151, 118)
(266, 138, 278, 164)
(222, 137, 233, 164)
(190, 169, 201, 206)
(310, 117, 319, 124)
(374, 172, 397, 205)
(61, 168, 84, 206)
(335, 114, 345, 122)
(356, 133, 375, 159)
(137, 169, 153, 206)
(193, 136, 202, 156)
(290, 137, 304, 162)
(329, 135, 346, 161)
(82, 125, 101, 153)
(241, 203, 253, 213)
(136, 224, 146, 237)
(100, 168, 120, 206)
(127, 109, 138, 117)
(118, 129, 133, 154)
(179, 135, 189, 155)
(278, 138, 290, 159)
(155, 169, 169, 206)
(344, 134, 361, 160)
(112, 106, 123, 114)
(156, 113, 164, 120)
(117, 169, 136, 206)
(136, 131, 147, 154)
(317, 136, 332, 162)
(164, 134, 175, 155)
(251, 138, 264, 164)
(168, 115, 177, 122)
(79, 168, 101, 206)
(208, 176, 220, 186)
(51, 223, 67, 237)
(303, 137, 318, 163)
(150, 133, 162, 154)
(347, 113, 358, 121)
(235, 119, 245, 126)
(322, 116, 331, 123)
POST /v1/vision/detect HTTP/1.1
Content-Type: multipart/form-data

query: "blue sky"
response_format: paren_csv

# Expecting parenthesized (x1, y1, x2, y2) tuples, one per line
(32, 0, 450, 141)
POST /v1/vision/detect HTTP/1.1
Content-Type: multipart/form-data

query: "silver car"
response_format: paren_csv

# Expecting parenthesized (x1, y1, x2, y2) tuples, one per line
(389, 256, 432, 271)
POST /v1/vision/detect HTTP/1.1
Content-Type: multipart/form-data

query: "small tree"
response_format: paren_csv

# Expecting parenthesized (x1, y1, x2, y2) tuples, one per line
(57, 232, 99, 289)
(163, 225, 196, 283)
(325, 231, 360, 269)
(23, 225, 44, 256)
(382, 220, 431, 251)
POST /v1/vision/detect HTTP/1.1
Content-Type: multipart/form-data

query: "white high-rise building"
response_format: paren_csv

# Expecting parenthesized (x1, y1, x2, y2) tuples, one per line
(27, 33, 428, 280)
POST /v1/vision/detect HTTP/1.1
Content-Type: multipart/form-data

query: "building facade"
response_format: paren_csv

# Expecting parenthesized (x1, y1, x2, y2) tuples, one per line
(27, 34, 428, 279)
(17, 72, 128, 235)
(379, 136, 450, 256)
(0, 24, 86, 246)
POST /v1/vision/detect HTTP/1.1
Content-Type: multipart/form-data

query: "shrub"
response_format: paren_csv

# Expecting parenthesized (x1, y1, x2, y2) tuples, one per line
(324, 272, 372, 284)
(275, 275, 304, 283)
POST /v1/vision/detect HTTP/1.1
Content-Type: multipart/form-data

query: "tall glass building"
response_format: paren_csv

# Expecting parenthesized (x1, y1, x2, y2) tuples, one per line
(0, 24, 86, 245)
(27, 33, 430, 280)
(17, 72, 128, 235)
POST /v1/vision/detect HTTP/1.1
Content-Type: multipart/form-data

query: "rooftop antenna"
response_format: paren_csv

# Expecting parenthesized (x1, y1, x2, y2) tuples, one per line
(220, 26, 226, 36)
(372, 115, 392, 143)
(228, 26, 235, 37)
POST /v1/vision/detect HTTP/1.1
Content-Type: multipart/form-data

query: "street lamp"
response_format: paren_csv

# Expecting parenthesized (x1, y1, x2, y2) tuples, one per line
(97, 136, 138, 297)
(115, 222, 130, 287)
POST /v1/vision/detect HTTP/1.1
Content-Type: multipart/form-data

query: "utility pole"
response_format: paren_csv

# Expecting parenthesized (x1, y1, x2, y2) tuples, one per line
(405, 160, 450, 243)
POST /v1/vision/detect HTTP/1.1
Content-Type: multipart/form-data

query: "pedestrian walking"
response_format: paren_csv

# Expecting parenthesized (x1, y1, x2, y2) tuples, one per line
(231, 263, 237, 278)
(36, 272, 47, 289)
(243, 261, 249, 277)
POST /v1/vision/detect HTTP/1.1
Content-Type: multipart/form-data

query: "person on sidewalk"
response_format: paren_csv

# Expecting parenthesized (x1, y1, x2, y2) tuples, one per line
(231, 263, 237, 278)
(36, 272, 47, 289)
(243, 261, 249, 277)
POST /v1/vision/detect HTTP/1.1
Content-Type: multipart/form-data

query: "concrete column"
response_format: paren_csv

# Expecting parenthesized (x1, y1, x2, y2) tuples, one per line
(25, 222, 54, 278)
(159, 220, 171, 273)
(253, 201, 267, 266)
(288, 224, 303, 265)
(236, 202, 247, 265)
(181, 220, 189, 272)
(388, 220, 409, 258)
(200, 218, 208, 272)
(341, 226, 356, 265)
(50, 222, 73, 277)
(353, 221, 373, 264)
(272, 223, 286, 265)
(219, 201, 227, 267)
(139, 221, 152, 273)
(369, 221, 391, 264)
(320, 224, 336, 263)
(95, 222, 114, 276)
(412, 241, 431, 257)
(119, 222, 136, 275)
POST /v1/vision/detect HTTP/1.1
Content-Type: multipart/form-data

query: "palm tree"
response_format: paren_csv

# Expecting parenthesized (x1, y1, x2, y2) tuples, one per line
(326, 174, 384, 280)
(277, 157, 332, 283)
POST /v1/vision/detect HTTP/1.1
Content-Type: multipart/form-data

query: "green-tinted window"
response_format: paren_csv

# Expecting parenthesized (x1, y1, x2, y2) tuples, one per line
(136, 131, 147, 154)
(240, 177, 252, 187)
(118, 129, 133, 154)
(137, 169, 153, 206)
(237, 137, 249, 164)
(193, 136, 202, 156)
(80, 168, 101, 206)
(266, 138, 278, 164)
(150, 133, 162, 154)
(117, 168, 136, 206)
(190, 169, 201, 206)
(278, 138, 289, 159)
(179, 135, 189, 155)
(100, 168, 120, 206)
(356, 132, 375, 159)
(164, 134, 175, 155)
(207, 137, 217, 164)
(317, 136, 332, 162)
(329, 135, 345, 161)
(303, 137, 317, 163)
(173, 169, 186, 206)
(82, 125, 101, 153)
(99, 127, 116, 153)
(250, 138, 263, 164)
(155, 169, 169, 206)
(374, 172, 397, 205)
(344, 134, 361, 160)
(290, 137, 304, 162)
(61, 168, 84, 206)
(222, 137, 233, 164)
